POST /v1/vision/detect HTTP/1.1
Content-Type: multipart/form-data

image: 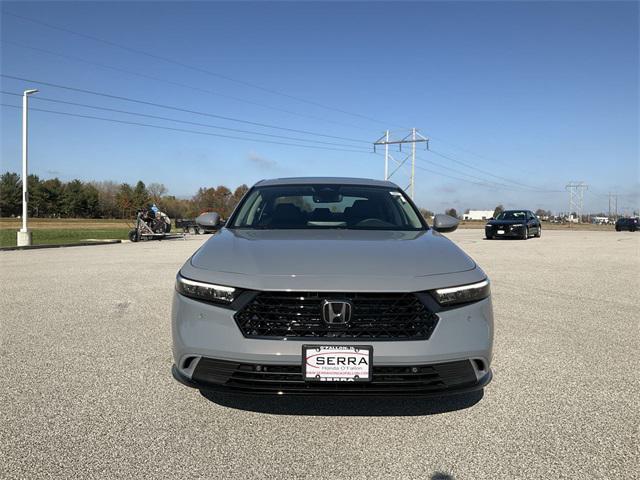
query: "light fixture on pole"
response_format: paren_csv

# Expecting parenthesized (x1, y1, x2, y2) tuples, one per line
(17, 88, 39, 247)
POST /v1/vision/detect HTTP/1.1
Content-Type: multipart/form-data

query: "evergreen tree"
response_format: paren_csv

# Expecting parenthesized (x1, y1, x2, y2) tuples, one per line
(81, 184, 100, 218)
(132, 180, 150, 210)
(61, 180, 85, 217)
(40, 178, 63, 217)
(0, 172, 21, 217)
(27, 174, 44, 217)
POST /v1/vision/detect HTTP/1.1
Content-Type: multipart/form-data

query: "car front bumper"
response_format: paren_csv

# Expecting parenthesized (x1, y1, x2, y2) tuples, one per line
(486, 225, 526, 238)
(171, 292, 494, 395)
(171, 361, 492, 396)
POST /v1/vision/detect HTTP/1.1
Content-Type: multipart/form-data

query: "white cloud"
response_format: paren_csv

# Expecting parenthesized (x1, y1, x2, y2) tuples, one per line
(247, 151, 278, 170)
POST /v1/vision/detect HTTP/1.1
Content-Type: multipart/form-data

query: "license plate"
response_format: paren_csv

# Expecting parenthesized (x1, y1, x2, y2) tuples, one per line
(303, 345, 372, 382)
(497, 230, 505, 234)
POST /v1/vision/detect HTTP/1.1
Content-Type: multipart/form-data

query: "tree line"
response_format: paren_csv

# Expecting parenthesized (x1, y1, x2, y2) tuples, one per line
(0, 171, 248, 220)
(1, 171, 571, 222)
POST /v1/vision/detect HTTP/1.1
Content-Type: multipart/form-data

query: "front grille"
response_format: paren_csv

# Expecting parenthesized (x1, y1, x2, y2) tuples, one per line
(192, 358, 478, 395)
(234, 292, 439, 340)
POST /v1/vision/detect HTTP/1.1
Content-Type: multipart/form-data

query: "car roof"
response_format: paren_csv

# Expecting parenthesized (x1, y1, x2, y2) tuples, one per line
(254, 177, 399, 188)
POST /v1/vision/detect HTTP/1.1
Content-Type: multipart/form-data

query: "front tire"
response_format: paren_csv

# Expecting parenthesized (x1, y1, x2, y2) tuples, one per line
(521, 227, 529, 240)
(128, 229, 139, 242)
(535, 226, 541, 238)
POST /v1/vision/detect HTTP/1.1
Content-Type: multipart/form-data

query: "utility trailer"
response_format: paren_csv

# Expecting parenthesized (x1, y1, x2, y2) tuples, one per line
(175, 212, 223, 235)
(175, 218, 206, 235)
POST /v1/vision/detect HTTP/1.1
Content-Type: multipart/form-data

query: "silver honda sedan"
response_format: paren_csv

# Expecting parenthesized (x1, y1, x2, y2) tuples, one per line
(172, 177, 493, 396)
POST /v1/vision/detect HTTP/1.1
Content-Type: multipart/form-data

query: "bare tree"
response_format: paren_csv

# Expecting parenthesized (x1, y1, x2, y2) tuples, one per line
(91, 181, 119, 218)
(148, 182, 168, 203)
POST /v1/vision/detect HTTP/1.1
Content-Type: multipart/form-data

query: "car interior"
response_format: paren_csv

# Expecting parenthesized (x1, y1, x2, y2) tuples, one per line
(231, 186, 424, 230)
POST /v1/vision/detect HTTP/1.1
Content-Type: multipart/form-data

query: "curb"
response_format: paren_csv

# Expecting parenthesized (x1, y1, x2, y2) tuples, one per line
(0, 239, 122, 251)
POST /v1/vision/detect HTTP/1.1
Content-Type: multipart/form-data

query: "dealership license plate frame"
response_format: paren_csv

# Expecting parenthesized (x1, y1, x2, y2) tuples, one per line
(303, 345, 373, 382)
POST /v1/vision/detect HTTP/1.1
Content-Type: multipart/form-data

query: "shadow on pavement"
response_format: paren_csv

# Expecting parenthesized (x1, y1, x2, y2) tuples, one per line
(199, 389, 483, 416)
(431, 473, 454, 480)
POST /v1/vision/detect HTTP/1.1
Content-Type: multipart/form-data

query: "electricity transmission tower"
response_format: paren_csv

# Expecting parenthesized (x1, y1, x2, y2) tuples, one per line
(565, 181, 588, 222)
(374, 129, 428, 199)
(608, 192, 618, 220)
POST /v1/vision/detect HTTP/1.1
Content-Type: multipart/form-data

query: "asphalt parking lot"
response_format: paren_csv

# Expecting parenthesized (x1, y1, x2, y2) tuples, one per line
(1, 229, 638, 479)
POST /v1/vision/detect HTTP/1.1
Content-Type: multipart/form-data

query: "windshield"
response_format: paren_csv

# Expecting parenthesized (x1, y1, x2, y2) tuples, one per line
(495, 210, 527, 221)
(227, 184, 426, 230)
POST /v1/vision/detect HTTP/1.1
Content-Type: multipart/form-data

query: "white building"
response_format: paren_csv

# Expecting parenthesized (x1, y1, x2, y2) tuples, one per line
(463, 210, 495, 221)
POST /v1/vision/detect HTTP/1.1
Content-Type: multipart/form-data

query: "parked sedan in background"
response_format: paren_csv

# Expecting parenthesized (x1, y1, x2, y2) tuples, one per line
(615, 217, 639, 232)
(485, 210, 541, 240)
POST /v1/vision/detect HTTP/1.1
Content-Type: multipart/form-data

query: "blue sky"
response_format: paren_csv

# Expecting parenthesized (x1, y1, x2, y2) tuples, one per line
(1, 1, 638, 214)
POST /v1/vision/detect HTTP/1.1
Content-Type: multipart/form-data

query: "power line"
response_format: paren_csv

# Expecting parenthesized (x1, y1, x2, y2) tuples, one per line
(0, 91, 368, 149)
(372, 135, 549, 192)
(428, 148, 563, 193)
(373, 126, 563, 193)
(5, 13, 568, 182)
(415, 154, 524, 191)
(10, 39, 539, 177)
(3, 16, 552, 180)
(426, 134, 538, 175)
(413, 161, 512, 190)
(374, 151, 525, 191)
(0, 39, 373, 132)
(0, 96, 564, 194)
(1, 74, 371, 144)
(4, 11, 405, 128)
(0, 103, 372, 154)
(0, 87, 578, 196)
(372, 129, 534, 193)
(1, 97, 583, 196)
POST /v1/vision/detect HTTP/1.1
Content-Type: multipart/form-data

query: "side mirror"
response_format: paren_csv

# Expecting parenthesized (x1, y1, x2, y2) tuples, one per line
(433, 214, 459, 233)
(196, 212, 221, 228)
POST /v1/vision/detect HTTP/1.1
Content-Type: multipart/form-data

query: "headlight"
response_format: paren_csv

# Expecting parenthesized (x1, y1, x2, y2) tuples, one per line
(175, 274, 236, 304)
(431, 279, 490, 307)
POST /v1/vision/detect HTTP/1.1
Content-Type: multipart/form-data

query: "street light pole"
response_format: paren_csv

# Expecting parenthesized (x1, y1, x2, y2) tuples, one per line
(17, 88, 38, 247)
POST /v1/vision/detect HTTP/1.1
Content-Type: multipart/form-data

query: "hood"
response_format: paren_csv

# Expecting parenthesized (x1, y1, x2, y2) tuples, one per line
(180, 228, 482, 292)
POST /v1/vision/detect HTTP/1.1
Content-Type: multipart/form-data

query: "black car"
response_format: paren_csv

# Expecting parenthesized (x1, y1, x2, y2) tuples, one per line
(615, 217, 639, 232)
(485, 210, 541, 240)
